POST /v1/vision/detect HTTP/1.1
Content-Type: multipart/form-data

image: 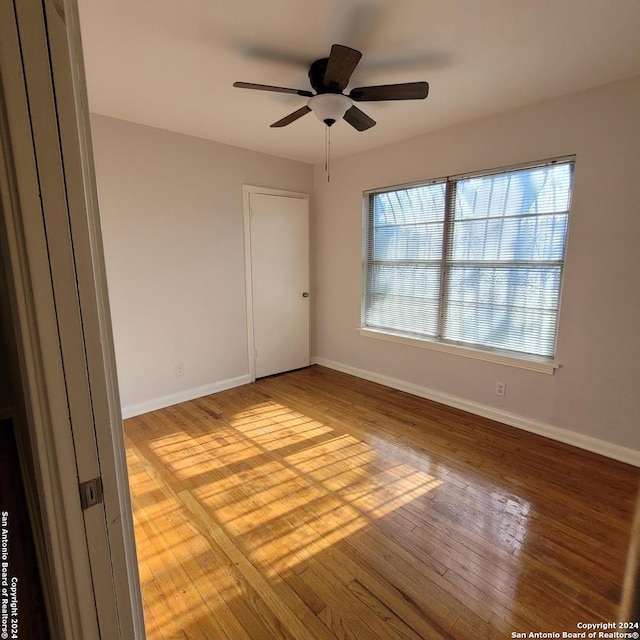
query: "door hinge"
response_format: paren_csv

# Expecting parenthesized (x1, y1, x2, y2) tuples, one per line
(79, 477, 103, 510)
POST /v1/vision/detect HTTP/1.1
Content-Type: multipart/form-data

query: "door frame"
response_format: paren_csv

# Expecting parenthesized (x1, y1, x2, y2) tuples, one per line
(242, 185, 310, 381)
(0, 1, 144, 638)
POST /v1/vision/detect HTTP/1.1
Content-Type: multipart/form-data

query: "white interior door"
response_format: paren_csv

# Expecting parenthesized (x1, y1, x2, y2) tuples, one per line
(250, 193, 309, 378)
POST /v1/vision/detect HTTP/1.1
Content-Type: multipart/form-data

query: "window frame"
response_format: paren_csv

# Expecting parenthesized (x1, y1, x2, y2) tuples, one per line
(361, 156, 576, 374)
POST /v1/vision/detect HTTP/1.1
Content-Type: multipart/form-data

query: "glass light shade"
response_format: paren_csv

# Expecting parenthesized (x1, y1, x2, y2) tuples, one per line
(307, 93, 353, 126)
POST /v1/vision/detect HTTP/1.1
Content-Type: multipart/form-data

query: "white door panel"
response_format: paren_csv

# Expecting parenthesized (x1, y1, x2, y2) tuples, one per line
(250, 193, 309, 378)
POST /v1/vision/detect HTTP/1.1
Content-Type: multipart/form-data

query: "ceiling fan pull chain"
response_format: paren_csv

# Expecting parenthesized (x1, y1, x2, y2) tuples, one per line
(324, 124, 328, 173)
(324, 124, 331, 182)
(328, 125, 331, 183)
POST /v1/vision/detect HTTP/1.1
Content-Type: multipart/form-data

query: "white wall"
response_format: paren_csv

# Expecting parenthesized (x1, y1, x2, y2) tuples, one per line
(312, 75, 640, 454)
(90, 114, 313, 416)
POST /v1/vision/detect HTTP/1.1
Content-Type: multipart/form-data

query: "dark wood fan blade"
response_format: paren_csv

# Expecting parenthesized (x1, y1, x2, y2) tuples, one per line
(233, 82, 313, 97)
(349, 81, 429, 101)
(343, 106, 376, 131)
(270, 105, 312, 128)
(323, 44, 362, 91)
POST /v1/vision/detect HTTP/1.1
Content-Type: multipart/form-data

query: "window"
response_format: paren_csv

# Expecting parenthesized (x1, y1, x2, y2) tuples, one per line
(362, 157, 575, 362)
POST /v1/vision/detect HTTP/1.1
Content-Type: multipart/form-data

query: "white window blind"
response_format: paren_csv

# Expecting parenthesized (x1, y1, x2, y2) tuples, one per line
(363, 158, 575, 359)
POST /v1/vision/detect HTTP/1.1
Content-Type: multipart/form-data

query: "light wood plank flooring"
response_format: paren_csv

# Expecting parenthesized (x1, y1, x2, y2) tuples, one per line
(124, 365, 639, 639)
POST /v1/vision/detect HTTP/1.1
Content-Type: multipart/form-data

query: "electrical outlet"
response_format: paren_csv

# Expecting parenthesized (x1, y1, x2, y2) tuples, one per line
(175, 363, 184, 377)
(495, 382, 506, 396)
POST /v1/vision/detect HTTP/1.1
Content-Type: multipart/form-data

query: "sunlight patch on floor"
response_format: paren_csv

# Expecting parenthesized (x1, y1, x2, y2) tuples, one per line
(141, 400, 443, 576)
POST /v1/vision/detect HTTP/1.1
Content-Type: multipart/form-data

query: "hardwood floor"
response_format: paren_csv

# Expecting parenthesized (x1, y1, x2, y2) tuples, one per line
(124, 365, 639, 639)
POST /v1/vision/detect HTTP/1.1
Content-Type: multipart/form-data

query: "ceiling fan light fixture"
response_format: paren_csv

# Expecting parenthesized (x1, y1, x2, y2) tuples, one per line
(307, 93, 353, 126)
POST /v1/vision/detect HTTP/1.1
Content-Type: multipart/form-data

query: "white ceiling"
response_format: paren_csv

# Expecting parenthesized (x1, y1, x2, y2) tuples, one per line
(78, 0, 640, 164)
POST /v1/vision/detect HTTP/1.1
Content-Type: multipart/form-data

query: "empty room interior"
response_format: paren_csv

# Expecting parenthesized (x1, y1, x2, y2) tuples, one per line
(74, 1, 640, 637)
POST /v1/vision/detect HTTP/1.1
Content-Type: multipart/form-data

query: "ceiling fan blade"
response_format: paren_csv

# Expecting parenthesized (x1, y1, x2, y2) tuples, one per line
(323, 44, 362, 91)
(270, 105, 312, 128)
(349, 81, 429, 102)
(233, 82, 313, 97)
(343, 106, 376, 131)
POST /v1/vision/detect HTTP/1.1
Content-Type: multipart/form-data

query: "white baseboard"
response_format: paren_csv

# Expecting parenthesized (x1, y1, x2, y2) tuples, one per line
(121, 374, 251, 419)
(311, 357, 640, 467)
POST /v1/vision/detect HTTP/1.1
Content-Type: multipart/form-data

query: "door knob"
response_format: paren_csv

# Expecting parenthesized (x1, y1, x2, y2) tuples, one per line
(302, 292, 309, 298)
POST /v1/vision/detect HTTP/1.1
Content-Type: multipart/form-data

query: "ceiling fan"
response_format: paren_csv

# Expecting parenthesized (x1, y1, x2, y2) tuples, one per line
(233, 43, 429, 131)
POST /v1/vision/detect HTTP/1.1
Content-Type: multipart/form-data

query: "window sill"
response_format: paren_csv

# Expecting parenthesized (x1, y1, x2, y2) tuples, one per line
(358, 328, 559, 375)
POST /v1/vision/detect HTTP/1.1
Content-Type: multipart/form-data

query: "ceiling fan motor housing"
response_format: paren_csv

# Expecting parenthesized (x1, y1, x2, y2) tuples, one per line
(309, 58, 333, 93)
